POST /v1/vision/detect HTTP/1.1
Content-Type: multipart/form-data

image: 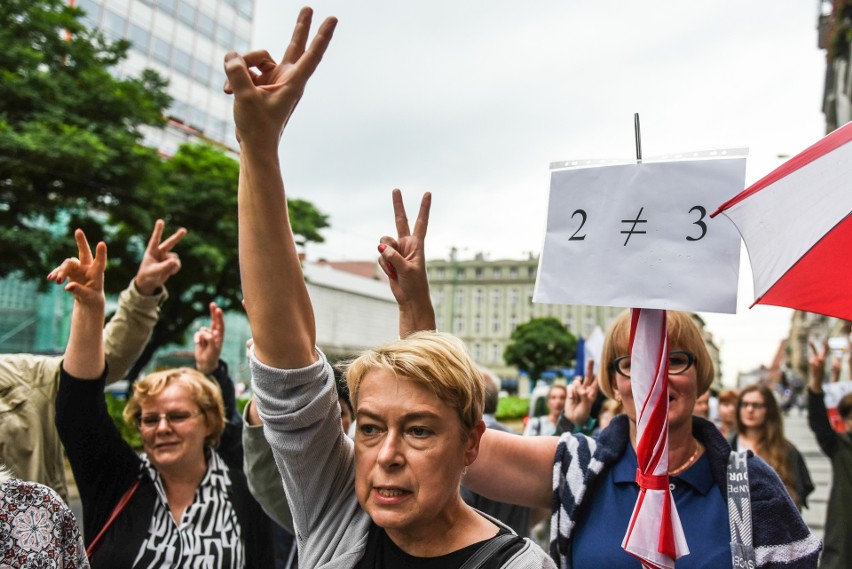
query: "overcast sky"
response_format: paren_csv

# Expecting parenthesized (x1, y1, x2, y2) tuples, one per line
(250, 0, 828, 385)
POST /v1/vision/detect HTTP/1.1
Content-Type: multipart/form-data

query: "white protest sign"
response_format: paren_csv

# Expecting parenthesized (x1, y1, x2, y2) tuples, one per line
(534, 154, 746, 313)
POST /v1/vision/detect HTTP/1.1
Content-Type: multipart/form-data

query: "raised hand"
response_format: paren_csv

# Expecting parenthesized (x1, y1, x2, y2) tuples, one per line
(47, 229, 107, 307)
(134, 219, 186, 296)
(564, 360, 599, 426)
(195, 302, 225, 374)
(377, 190, 435, 336)
(224, 7, 337, 146)
(808, 340, 829, 391)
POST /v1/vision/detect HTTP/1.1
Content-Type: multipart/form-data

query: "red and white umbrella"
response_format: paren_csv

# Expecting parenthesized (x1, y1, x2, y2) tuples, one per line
(622, 308, 689, 569)
(711, 121, 852, 320)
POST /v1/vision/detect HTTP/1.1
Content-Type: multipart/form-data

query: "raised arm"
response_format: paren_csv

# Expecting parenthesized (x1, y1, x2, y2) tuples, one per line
(48, 229, 107, 380)
(102, 219, 185, 382)
(807, 340, 840, 457)
(377, 189, 436, 337)
(225, 7, 336, 369)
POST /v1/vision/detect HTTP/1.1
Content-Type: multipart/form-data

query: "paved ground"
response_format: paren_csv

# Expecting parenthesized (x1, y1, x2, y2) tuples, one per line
(783, 409, 831, 542)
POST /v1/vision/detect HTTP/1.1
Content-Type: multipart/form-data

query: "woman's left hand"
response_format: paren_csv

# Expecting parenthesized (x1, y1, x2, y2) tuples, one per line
(565, 360, 598, 426)
(47, 229, 106, 308)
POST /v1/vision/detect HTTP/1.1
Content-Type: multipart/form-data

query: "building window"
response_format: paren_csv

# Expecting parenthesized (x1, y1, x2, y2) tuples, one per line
(455, 288, 464, 307)
(159, 0, 177, 16)
(76, 0, 101, 25)
(216, 23, 234, 49)
(152, 36, 172, 66)
(473, 343, 482, 362)
(509, 267, 519, 279)
(197, 12, 215, 38)
(172, 47, 192, 75)
(491, 343, 500, 363)
(491, 314, 500, 334)
(191, 59, 212, 85)
(474, 314, 482, 334)
(433, 289, 444, 306)
(510, 288, 519, 306)
(436, 268, 446, 279)
(491, 288, 501, 306)
(103, 9, 127, 39)
(128, 23, 151, 54)
(436, 314, 444, 331)
(493, 267, 502, 278)
(177, 0, 196, 27)
(474, 288, 483, 308)
(456, 267, 465, 280)
(475, 267, 484, 279)
(528, 266, 537, 278)
(454, 315, 464, 334)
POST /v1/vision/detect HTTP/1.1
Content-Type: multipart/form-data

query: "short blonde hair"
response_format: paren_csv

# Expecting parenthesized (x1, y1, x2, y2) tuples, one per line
(600, 310, 714, 399)
(123, 367, 226, 448)
(345, 331, 484, 435)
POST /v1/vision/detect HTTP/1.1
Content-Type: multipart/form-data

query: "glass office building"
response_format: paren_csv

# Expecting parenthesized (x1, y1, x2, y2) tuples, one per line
(74, 0, 254, 154)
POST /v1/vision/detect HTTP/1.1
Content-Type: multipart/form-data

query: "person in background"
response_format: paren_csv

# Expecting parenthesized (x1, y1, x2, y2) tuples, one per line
(460, 369, 532, 537)
(730, 384, 814, 510)
(716, 388, 739, 437)
(462, 310, 820, 568)
(808, 341, 852, 569)
(0, 465, 89, 568)
(694, 390, 711, 418)
(0, 220, 183, 499)
(53, 229, 273, 567)
(524, 384, 566, 436)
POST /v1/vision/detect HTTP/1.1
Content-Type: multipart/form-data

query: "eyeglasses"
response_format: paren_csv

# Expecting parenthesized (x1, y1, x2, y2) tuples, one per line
(136, 410, 203, 430)
(740, 401, 766, 410)
(610, 350, 696, 378)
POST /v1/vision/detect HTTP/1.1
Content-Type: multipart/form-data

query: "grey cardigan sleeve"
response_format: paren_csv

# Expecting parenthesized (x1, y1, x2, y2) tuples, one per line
(250, 348, 371, 568)
(242, 406, 295, 532)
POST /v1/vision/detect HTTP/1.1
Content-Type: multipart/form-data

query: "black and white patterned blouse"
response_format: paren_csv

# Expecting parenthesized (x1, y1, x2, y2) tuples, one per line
(131, 452, 243, 568)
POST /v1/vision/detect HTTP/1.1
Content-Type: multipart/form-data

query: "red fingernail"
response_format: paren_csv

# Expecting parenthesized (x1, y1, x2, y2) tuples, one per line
(386, 262, 398, 280)
(378, 244, 387, 253)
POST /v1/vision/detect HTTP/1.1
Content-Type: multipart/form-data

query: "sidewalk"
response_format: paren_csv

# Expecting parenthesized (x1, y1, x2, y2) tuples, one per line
(783, 410, 831, 542)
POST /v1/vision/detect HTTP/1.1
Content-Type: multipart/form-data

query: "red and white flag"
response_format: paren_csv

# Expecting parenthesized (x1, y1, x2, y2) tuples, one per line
(622, 308, 689, 569)
(712, 121, 852, 320)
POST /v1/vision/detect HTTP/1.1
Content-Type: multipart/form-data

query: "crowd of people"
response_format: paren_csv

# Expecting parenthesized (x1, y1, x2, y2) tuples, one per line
(0, 6, 849, 569)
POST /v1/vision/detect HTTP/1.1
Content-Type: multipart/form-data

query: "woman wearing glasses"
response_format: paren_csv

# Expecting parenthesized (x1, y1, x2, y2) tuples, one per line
(52, 230, 272, 568)
(464, 310, 820, 568)
(730, 384, 814, 510)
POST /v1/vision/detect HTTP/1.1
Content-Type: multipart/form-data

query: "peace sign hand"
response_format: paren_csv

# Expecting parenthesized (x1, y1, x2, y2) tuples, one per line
(377, 190, 435, 335)
(224, 7, 337, 146)
(134, 219, 186, 296)
(47, 229, 107, 308)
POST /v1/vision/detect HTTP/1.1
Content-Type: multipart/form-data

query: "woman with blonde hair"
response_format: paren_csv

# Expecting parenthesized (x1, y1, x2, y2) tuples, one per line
(52, 230, 273, 567)
(231, 9, 553, 566)
(731, 384, 814, 509)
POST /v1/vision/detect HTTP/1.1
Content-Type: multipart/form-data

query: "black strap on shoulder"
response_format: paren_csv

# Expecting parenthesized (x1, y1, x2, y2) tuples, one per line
(459, 533, 519, 569)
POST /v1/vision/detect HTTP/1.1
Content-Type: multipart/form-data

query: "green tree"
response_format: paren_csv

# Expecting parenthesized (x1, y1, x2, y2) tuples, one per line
(104, 143, 329, 378)
(503, 317, 577, 381)
(0, 0, 170, 278)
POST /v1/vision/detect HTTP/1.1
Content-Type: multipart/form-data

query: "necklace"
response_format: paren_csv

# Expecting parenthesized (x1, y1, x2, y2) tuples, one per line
(668, 441, 703, 476)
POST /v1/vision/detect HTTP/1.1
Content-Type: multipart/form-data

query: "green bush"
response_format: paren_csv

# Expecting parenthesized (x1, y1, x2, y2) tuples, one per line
(105, 392, 143, 451)
(495, 396, 529, 420)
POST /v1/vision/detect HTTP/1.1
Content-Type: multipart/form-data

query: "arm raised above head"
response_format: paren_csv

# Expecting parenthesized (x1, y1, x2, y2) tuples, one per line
(48, 229, 107, 380)
(225, 7, 337, 369)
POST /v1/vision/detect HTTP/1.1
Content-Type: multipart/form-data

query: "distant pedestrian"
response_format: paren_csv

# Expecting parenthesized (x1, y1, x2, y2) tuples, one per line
(523, 385, 566, 436)
(730, 384, 814, 510)
(807, 342, 852, 569)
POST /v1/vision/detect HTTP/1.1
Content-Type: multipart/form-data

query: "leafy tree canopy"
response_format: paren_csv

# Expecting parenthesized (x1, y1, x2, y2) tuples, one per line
(103, 143, 329, 377)
(503, 317, 577, 381)
(0, 0, 170, 277)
